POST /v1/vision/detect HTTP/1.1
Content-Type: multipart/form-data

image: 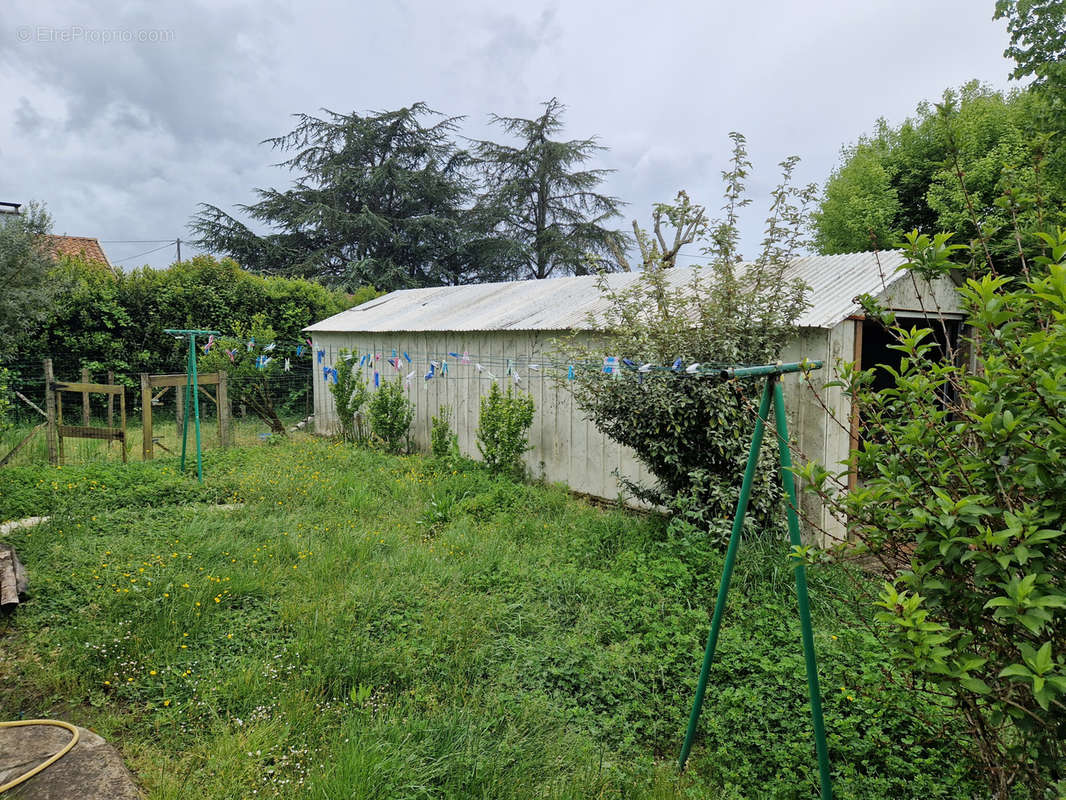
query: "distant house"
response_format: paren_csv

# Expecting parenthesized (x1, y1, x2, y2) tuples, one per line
(305, 251, 963, 542)
(1, 201, 112, 267)
(45, 234, 111, 267)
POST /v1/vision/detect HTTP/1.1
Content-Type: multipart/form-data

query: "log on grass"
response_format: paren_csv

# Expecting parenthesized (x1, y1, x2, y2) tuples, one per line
(0, 544, 27, 607)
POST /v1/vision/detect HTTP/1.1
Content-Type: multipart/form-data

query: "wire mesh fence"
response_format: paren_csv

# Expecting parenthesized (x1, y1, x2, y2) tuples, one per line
(0, 358, 315, 468)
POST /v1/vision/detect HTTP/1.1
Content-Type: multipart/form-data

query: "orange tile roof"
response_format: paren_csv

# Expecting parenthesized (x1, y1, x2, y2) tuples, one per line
(45, 234, 110, 265)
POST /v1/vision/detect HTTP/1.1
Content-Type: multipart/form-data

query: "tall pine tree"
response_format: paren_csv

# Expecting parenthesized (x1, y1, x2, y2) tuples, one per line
(191, 104, 509, 291)
(474, 98, 626, 279)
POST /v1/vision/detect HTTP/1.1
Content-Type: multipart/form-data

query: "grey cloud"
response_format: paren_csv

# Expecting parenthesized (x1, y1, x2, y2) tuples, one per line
(0, 0, 1014, 269)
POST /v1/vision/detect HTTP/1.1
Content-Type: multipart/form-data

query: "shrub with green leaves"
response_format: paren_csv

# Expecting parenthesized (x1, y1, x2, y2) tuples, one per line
(430, 404, 456, 459)
(200, 314, 287, 435)
(0, 366, 12, 432)
(804, 230, 1066, 797)
(330, 349, 370, 443)
(563, 134, 812, 534)
(367, 377, 414, 454)
(476, 381, 534, 478)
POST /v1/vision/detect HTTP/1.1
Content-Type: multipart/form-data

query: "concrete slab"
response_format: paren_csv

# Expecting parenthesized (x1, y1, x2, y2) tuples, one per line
(0, 723, 141, 799)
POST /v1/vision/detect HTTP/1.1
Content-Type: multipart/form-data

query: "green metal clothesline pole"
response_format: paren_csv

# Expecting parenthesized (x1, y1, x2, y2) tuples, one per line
(677, 375, 774, 769)
(678, 362, 832, 800)
(166, 328, 219, 484)
(774, 377, 832, 799)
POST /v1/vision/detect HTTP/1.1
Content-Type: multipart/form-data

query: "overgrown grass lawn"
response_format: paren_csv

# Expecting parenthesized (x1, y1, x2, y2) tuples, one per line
(0, 440, 976, 798)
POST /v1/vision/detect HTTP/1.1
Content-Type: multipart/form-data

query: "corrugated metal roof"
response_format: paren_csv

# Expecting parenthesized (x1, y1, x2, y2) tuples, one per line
(306, 250, 919, 333)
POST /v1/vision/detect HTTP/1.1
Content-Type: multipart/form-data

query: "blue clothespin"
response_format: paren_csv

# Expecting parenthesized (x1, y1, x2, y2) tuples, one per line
(317, 349, 325, 364)
(622, 358, 637, 370)
(567, 365, 575, 380)
(403, 351, 411, 363)
(296, 345, 305, 357)
(373, 371, 380, 388)
(672, 358, 683, 372)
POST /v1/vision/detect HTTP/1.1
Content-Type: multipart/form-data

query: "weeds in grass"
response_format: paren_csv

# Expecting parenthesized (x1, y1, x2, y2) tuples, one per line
(0, 439, 980, 799)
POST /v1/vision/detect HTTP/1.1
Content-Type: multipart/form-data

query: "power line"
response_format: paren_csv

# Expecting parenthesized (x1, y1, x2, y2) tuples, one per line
(99, 239, 176, 244)
(112, 242, 177, 265)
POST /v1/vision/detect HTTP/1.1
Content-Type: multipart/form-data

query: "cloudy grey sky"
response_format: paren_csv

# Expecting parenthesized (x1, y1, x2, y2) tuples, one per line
(1, 0, 1015, 272)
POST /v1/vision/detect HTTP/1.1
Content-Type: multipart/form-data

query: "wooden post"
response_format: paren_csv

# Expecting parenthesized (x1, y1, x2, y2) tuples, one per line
(80, 367, 91, 427)
(218, 371, 230, 448)
(175, 384, 184, 439)
(848, 319, 864, 493)
(107, 370, 115, 451)
(119, 388, 127, 464)
(56, 389, 65, 466)
(141, 373, 153, 461)
(44, 359, 57, 466)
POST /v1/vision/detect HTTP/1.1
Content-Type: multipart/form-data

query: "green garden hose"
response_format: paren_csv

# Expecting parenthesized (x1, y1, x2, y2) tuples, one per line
(0, 719, 80, 794)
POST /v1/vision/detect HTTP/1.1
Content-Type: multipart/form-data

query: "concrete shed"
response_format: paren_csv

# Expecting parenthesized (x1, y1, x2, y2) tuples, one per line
(305, 251, 963, 542)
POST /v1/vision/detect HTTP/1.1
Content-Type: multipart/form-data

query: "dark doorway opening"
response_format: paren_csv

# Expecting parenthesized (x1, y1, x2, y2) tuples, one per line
(853, 315, 963, 478)
(861, 315, 961, 395)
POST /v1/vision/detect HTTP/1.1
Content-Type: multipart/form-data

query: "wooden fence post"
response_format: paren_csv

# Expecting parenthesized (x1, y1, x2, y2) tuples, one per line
(80, 367, 90, 427)
(141, 373, 153, 461)
(119, 387, 127, 464)
(44, 359, 57, 466)
(218, 371, 230, 448)
(107, 370, 115, 452)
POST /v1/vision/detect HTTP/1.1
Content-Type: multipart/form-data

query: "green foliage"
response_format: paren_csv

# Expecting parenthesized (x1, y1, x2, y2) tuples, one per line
(564, 135, 813, 532)
(6, 253, 360, 382)
(473, 97, 626, 278)
(191, 104, 513, 291)
(367, 377, 414, 453)
(813, 82, 1066, 271)
(996, 0, 1066, 88)
(0, 440, 984, 798)
(430, 404, 457, 459)
(0, 202, 56, 360)
(330, 349, 370, 443)
(0, 366, 12, 432)
(201, 315, 287, 435)
(806, 231, 1066, 795)
(476, 381, 535, 477)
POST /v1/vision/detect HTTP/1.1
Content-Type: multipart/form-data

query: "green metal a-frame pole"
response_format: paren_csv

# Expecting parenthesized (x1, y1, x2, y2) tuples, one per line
(678, 361, 832, 800)
(165, 329, 219, 483)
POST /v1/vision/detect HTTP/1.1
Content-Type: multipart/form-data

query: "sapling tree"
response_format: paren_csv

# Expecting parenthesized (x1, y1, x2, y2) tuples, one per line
(330, 349, 370, 443)
(476, 381, 535, 478)
(563, 134, 815, 534)
(200, 314, 287, 435)
(367, 377, 414, 453)
(801, 230, 1066, 797)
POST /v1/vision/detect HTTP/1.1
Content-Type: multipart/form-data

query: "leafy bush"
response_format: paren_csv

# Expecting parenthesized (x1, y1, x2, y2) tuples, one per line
(367, 377, 414, 454)
(476, 381, 534, 478)
(3, 253, 370, 392)
(0, 201, 55, 362)
(331, 349, 370, 443)
(804, 231, 1066, 797)
(563, 134, 812, 534)
(200, 314, 287, 435)
(0, 366, 12, 432)
(430, 404, 456, 459)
